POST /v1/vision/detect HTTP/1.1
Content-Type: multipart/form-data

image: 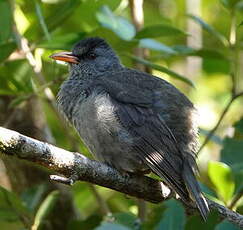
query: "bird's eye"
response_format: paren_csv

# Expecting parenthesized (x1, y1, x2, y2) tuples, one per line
(88, 53, 96, 59)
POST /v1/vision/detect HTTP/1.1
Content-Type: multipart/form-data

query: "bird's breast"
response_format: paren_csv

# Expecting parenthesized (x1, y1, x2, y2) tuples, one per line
(70, 90, 129, 159)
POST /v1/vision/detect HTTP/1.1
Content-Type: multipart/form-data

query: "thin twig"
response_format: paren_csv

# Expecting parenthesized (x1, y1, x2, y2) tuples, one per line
(198, 91, 243, 154)
(198, 97, 234, 153)
(198, 8, 243, 153)
(229, 190, 243, 210)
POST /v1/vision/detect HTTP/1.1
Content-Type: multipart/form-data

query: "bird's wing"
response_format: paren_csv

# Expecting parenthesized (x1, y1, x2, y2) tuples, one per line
(93, 70, 190, 202)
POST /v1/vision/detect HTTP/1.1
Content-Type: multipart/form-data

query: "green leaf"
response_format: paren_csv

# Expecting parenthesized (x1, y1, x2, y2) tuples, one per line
(235, 1, 243, 11)
(0, 221, 24, 230)
(234, 118, 243, 135)
(32, 190, 60, 230)
(21, 184, 48, 213)
(96, 5, 136, 41)
(188, 14, 228, 46)
(215, 220, 241, 230)
(172, 46, 227, 60)
(136, 24, 186, 39)
(0, 0, 12, 42)
(0, 186, 30, 222)
(38, 32, 86, 50)
(68, 215, 102, 230)
(0, 41, 16, 63)
(220, 0, 242, 9)
(203, 58, 230, 74)
(0, 89, 19, 95)
(221, 118, 243, 169)
(208, 161, 235, 203)
(112, 213, 138, 229)
(8, 95, 30, 108)
(139, 39, 177, 55)
(95, 222, 131, 230)
(221, 119, 243, 193)
(46, 0, 81, 31)
(192, 49, 227, 60)
(155, 199, 185, 230)
(72, 0, 121, 32)
(221, 138, 243, 167)
(127, 54, 195, 87)
(172, 45, 195, 55)
(185, 210, 219, 230)
(34, 0, 51, 40)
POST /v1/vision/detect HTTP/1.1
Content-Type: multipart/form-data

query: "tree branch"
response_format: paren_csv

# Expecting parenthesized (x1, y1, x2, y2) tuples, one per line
(0, 127, 243, 228)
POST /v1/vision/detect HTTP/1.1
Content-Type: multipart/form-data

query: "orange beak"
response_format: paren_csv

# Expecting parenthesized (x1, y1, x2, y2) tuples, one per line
(49, 51, 79, 64)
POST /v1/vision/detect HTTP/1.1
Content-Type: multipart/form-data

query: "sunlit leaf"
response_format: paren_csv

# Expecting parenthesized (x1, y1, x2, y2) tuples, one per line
(127, 55, 195, 87)
(136, 24, 186, 39)
(155, 199, 185, 230)
(96, 5, 136, 41)
(208, 161, 235, 203)
(139, 39, 177, 55)
(188, 14, 228, 46)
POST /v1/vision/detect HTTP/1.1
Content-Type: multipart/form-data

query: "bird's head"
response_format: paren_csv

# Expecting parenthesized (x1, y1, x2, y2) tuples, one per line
(50, 37, 121, 74)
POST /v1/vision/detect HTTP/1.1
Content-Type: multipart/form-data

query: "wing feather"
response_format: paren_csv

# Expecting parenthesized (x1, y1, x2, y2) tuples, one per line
(117, 102, 190, 202)
(92, 70, 194, 202)
(91, 69, 209, 218)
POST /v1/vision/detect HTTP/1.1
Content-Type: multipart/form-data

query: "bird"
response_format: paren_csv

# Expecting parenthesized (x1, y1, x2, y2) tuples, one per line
(50, 37, 209, 220)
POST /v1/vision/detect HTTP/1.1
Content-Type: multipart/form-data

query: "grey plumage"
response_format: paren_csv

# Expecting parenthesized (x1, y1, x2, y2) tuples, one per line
(52, 37, 209, 220)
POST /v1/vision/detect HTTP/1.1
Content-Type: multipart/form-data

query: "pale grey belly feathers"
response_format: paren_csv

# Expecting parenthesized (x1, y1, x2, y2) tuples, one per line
(71, 90, 149, 173)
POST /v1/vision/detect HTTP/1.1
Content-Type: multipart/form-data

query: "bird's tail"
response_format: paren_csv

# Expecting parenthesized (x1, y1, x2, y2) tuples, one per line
(182, 160, 210, 221)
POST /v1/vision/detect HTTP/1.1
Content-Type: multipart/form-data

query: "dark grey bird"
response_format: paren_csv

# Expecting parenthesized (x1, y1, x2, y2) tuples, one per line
(50, 37, 209, 220)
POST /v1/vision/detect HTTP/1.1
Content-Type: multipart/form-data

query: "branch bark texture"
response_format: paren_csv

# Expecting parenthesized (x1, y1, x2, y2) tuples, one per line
(0, 127, 243, 228)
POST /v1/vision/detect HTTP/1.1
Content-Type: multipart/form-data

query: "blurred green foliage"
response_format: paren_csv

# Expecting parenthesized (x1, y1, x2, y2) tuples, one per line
(0, 0, 243, 229)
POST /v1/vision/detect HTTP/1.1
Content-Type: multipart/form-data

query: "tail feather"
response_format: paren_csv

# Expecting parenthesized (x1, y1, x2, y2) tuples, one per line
(183, 160, 210, 221)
